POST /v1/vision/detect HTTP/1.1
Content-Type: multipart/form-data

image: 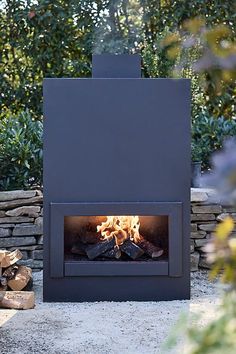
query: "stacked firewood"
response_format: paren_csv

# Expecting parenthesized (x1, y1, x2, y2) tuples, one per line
(0, 249, 35, 309)
(71, 230, 164, 261)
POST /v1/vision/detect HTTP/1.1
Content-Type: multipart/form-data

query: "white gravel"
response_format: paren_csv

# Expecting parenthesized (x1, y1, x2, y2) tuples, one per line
(0, 271, 221, 354)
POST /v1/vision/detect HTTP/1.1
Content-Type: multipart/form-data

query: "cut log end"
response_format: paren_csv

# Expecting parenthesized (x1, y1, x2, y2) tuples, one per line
(0, 291, 35, 310)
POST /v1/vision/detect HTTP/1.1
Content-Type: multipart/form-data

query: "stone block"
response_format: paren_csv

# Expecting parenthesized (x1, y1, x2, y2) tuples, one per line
(191, 189, 208, 202)
(6, 206, 40, 217)
(190, 239, 195, 253)
(191, 231, 207, 239)
(0, 237, 36, 248)
(0, 224, 16, 228)
(199, 255, 211, 269)
(0, 228, 11, 237)
(0, 190, 36, 202)
(37, 235, 43, 245)
(190, 252, 200, 271)
(191, 214, 215, 221)
(12, 224, 42, 236)
(195, 238, 209, 249)
(192, 205, 222, 214)
(217, 213, 236, 222)
(198, 223, 217, 232)
(17, 259, 43, 269)
(191, 223, 197, 232)
(31, 250, 43, 260)
(8, 245, 42, 251)
(0, 217, 34, 224)
(35, 217, 43, 230)
(0, 211, 5, 217)
(0, 196, 43, 210)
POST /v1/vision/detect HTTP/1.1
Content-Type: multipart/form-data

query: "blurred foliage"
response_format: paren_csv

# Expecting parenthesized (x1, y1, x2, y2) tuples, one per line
(0, 1, 235, 119)
(192, 113, 236, 168)
(0, 110, 43, 190)
(161, 15, 236, 119)
(166, 140, 236, 353)
(166, 292, 236, 354)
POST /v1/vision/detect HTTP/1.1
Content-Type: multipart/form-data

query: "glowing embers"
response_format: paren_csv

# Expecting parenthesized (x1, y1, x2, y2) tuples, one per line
(64, 215, 168, 262)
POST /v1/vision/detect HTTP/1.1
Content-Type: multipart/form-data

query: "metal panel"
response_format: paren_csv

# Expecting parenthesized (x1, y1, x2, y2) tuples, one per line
(65, 261, 168, 277)
(43, 64, 191, 301)
(50, 205, 64, 277)
(92, 54, 141, 78)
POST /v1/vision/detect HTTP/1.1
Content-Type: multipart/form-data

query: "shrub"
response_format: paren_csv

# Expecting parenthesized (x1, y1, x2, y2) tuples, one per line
(192, 114, 236, 169)
(0, 111, 43, 190)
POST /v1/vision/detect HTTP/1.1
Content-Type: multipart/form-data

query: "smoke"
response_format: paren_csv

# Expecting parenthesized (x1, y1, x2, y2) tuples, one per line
(93, 0, 143, 55)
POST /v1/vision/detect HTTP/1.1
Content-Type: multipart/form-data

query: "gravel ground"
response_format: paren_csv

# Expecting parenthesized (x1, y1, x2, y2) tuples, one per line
(0, 271, 221, 354)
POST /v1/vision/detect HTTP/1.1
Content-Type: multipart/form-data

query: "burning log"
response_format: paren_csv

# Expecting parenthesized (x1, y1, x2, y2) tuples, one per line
(137, 235, 164, 259)
(102, 245, 121, 259)
(120, 239, 144, 260)
(86, 235, 116, 260)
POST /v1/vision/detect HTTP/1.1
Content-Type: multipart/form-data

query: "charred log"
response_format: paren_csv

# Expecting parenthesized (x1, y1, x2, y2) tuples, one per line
(102, 245, 121, 259)
(86, 236, 116, 260)
(137, 235, 164, 258)
(120, 239, 144, 260)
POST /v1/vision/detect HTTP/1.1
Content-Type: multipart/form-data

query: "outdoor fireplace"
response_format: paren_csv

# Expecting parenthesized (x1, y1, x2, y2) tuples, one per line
(43, 54, 191, 302)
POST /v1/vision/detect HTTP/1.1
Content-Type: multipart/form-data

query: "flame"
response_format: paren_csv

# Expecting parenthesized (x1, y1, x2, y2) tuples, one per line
(97, 216, 140, 245)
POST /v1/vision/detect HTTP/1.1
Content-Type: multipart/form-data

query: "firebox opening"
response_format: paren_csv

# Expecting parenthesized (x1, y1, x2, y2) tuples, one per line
(64, 215, 168, 262)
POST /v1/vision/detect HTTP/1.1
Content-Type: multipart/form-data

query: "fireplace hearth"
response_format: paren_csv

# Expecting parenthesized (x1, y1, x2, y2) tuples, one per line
(43, 54, 191, 302)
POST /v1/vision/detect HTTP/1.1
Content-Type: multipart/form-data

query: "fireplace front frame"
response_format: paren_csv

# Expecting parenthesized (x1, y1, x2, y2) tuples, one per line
(50, 201, 182, 278)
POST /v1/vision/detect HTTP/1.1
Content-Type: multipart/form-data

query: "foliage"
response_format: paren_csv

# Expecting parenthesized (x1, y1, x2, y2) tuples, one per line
(161, 17, 236, 119)
(166, 139, 236, 354)
(0, 110, 43, 190)
(192, 114, 236, 168)
(166, 292, 236, 354)
(0, 1, 235, 118)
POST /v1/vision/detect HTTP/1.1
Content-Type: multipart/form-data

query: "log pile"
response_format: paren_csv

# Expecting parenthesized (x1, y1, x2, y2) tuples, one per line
(71, 231, 164, 261)
(0, 249, 35, 309)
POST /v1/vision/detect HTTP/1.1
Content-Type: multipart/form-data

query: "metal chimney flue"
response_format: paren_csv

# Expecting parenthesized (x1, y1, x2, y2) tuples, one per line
(92, 54, 141, 78)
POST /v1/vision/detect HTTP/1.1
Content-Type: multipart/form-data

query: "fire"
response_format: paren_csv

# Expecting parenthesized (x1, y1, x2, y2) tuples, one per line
(97, 216, 141, 245)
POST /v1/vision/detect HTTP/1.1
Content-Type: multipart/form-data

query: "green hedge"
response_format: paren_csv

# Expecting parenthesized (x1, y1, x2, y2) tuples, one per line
(0, 111, 43, 190)
(192, 114, 236, 169)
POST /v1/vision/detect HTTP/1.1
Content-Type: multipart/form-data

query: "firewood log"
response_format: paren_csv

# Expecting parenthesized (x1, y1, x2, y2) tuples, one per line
(136, 235, 164, 258)
(0, 249, 22, 268)
(120, 239, 144, 260)
(7, 266, 32, 291)
(0, 291, 35, 310)
(2, 265, 19, 280)
(86, 236, 116, 260)
(102, 245, 121, 259)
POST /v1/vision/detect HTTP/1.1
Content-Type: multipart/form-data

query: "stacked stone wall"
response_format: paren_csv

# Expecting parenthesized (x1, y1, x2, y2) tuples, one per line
(1, 189, 235, 271)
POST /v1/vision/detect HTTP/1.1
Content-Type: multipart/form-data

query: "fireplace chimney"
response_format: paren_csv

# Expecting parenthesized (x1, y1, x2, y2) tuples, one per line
(92, 54, 141, 78)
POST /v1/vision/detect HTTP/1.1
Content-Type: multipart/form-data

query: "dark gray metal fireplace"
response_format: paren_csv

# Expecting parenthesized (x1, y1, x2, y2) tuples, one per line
(43, 54, 191, 302)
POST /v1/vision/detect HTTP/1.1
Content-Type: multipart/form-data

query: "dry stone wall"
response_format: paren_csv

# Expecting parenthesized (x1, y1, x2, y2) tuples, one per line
(191, 188, 236, 271)
(0, 190, 43, 271)
(0, 188, 235, 272)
